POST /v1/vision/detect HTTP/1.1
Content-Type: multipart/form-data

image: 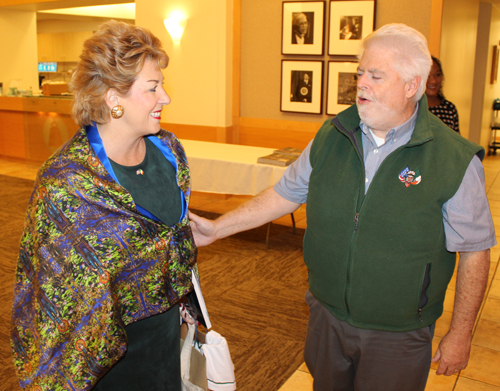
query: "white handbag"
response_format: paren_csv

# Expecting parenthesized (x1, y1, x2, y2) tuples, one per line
(180, 270, 236, 391)
(202, 330, 236, 391)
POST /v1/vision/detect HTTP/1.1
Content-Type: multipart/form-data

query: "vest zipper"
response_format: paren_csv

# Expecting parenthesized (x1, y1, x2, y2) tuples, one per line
(345, 196, 361, 315)
(332, 117, 363, 157)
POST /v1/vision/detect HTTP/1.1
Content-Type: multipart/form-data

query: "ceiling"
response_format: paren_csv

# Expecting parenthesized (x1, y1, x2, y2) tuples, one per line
(1, 0, 135, 21)
(38, 2, 134, 20)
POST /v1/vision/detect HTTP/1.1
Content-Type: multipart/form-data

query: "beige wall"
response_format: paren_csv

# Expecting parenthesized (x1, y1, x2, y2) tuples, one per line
(470, 2, 492, 149)
(478, 4, 500, 151)
(240, 0, 434, 125)
(440, 0, 480, 140)
(376, 0, 432, 40)
(135, 0, 233, 129)
(0, 9, 38, 94)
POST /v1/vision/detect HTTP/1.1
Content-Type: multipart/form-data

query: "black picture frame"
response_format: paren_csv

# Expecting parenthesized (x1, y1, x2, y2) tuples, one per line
(326, 60, 358, 115)
(282, 1, 326, 55)
(328, 0, 376, 56)
(281, 60, 324, 114)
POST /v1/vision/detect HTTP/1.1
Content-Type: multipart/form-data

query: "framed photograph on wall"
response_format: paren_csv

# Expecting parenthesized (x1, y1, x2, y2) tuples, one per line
(326, 61, 358, 115)
(282, 1, 326, 55)
(281, 60, 323, 114)
(328, 0, 375, 56)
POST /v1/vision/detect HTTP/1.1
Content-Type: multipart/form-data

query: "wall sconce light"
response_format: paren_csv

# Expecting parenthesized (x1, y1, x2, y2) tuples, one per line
(164, 12, 187, 44)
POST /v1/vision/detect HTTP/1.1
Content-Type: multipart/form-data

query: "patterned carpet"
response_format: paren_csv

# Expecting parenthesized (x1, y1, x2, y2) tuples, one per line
(0, 175, 34, 391)
(0, 174, 309, 391)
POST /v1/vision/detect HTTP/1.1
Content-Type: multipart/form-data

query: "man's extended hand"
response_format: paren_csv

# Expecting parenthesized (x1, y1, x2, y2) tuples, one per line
(431, 330, 471, 375)
(189, 210, 218, 247)
(188, 188, 300, 248)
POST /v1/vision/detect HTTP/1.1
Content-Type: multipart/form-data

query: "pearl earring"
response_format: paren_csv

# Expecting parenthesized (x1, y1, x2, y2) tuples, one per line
(111, 105, 124, 119)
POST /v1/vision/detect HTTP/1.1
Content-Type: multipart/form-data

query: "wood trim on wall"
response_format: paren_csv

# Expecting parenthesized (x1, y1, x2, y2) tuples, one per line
(232, 0, 242, 144)
(161, 123, 236, 144)
(0, 111, 25, 158)
(429, 0, 443, 57)
(0, 97, 73, 115)
(161, 123, 219, 142)
(161, 119, 317, 149)
(238, 117, 320, 149)
(239, 117, 321, 133)
(0, 97, 23, 111)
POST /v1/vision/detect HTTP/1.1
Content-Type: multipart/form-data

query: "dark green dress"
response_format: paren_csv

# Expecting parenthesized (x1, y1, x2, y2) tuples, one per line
(93, 138, 183, 390)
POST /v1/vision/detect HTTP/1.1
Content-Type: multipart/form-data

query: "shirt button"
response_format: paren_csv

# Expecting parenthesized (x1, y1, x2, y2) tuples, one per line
(365, 178, 369, 182)
(374, 149, 379, 154)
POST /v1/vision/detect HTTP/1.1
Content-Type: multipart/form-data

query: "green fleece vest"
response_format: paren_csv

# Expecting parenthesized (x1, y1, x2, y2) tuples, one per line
(305, 98, 484, 332)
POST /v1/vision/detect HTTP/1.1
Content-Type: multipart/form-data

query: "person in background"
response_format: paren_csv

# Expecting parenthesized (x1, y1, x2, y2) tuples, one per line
(11, 20, 196, 390)
(292, 12, 313, 44)
(189, 23, 495, 391)
(426, 56, 460, 133)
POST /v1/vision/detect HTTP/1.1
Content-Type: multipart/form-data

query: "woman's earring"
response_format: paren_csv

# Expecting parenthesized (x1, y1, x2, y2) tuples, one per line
(111, 105, 124, 119)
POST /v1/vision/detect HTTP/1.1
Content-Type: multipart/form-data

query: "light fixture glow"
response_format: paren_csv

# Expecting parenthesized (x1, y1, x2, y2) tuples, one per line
(164, 12, 187, 44)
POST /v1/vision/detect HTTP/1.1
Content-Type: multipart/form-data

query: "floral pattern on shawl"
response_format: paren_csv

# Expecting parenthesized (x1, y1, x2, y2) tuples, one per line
(11, 127, 197, 390)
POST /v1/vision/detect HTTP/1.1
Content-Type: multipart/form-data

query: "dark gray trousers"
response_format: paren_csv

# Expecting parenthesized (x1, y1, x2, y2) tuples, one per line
(304, 290, 433, 391)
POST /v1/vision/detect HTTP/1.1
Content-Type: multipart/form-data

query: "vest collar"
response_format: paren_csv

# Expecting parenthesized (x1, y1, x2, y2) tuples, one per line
(409, 94, 434, 145)
(332, 95, 434, 147)
(331, 103, 361, 132)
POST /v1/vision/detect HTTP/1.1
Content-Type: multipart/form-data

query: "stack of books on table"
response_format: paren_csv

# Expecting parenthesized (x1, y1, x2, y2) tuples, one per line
(257, 147, 303, 166)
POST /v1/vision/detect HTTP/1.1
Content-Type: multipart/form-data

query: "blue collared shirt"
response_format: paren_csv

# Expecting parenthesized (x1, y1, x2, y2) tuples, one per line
(360, 104, 418, 193)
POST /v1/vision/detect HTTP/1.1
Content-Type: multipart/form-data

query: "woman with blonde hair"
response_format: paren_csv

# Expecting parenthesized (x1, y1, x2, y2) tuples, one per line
(11, 20, 196, 390)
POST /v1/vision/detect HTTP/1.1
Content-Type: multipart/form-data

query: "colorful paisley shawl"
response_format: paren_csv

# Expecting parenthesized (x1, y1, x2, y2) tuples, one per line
(11, 127, 197, 390)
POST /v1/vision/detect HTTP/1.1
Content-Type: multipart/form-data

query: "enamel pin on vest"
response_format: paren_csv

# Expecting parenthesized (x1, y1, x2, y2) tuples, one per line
(399, 166, 421, 187)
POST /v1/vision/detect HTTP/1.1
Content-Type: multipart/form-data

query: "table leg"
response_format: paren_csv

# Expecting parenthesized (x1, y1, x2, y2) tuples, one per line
(266, 222, 272, 249)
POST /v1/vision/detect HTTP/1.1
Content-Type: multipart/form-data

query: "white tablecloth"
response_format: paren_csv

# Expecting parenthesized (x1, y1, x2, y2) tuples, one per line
(180, 139, 288, 195)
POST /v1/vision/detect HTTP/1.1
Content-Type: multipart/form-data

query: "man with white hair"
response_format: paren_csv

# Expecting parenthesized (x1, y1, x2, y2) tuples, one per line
(189, 24, 495, 390)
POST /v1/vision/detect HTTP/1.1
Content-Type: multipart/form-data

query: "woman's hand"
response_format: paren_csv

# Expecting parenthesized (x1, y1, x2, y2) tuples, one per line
(188, 210, 218, 247)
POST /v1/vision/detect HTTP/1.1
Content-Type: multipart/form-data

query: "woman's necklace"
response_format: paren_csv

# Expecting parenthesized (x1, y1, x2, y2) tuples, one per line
(134, 138, 147, 175)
